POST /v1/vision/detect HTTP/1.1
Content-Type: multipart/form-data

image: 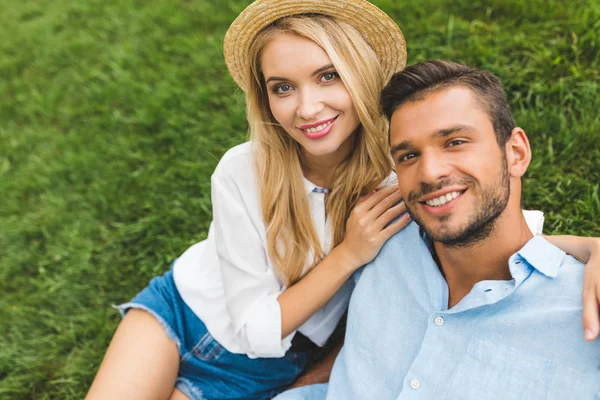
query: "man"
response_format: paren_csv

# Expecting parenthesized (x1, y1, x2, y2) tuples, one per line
(276, 60, 600, 399)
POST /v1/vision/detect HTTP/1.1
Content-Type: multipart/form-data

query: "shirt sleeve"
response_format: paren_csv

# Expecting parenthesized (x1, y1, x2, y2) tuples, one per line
(211, 167, 294, 358)
(523, 209, 545, 236)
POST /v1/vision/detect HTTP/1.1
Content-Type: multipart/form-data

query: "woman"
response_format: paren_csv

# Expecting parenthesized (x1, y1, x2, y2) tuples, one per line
(87, 1, 600, 399)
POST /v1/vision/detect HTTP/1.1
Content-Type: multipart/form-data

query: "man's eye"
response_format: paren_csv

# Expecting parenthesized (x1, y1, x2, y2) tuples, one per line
(448, 139, 466, 147)
(399, 153, 417, 163)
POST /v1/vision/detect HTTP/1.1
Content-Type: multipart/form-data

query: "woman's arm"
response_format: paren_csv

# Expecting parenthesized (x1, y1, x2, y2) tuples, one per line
(543, 235, 600, 342)
(212, 158, 409, 357)
(279, 186, 410, 338)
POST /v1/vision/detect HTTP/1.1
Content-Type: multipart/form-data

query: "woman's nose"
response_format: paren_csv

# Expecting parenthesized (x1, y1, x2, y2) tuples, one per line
(296, 88, 325, 121)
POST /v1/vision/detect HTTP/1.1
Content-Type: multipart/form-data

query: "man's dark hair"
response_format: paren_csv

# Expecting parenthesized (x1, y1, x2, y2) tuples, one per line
(381, 60, 515, 145)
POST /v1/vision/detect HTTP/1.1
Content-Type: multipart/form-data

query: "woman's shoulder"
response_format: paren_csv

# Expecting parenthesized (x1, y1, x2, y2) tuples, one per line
(213, 141, 256, 178)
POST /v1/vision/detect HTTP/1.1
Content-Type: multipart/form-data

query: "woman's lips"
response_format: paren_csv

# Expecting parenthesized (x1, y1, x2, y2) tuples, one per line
(300, 116, 338, 139)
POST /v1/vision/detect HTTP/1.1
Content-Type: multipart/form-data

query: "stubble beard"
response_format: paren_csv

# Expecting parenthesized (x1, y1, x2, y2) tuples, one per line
(407, 158, 510, 249)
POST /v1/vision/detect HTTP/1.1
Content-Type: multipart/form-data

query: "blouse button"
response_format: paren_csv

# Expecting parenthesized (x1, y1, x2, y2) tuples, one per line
(434, 316, 444, 326)
(410, 379, 420, 389)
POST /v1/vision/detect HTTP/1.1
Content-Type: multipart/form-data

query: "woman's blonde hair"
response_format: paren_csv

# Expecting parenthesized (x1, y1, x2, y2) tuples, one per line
(247, 15, 393, 285)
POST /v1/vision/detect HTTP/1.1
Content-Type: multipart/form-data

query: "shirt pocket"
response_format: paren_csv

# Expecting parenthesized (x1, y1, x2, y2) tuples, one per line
(445, 335, 555, 400)
(546, 363, 600, 400)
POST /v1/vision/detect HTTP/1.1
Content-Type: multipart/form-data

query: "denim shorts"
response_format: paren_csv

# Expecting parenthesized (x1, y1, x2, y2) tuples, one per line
(115, 266, 309, 400)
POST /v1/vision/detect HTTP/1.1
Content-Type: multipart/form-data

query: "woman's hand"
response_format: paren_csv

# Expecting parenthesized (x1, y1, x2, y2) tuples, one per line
(337, 186, 411, 271)
(544, 235, 600, 341)
(278, 186, 409, 339)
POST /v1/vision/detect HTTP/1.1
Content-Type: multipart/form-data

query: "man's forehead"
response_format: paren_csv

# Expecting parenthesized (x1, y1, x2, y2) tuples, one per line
(389, 87, 492, 143)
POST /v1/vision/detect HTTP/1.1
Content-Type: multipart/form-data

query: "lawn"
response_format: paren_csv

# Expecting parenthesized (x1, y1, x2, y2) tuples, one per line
(1, 0, 599, 398)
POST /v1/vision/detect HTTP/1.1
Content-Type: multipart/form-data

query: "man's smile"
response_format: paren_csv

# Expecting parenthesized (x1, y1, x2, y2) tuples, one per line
(417, 188, 467, 215)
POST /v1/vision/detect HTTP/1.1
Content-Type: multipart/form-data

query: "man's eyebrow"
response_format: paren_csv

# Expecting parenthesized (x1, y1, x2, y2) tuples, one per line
(390, 125, 475, 156)
(265, 64, 335, 84)
(390, 141, 413, 156)
(434, 125, 474, 137)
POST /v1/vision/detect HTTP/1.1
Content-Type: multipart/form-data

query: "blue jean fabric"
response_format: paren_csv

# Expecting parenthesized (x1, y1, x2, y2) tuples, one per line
(115, 267, 309, 400)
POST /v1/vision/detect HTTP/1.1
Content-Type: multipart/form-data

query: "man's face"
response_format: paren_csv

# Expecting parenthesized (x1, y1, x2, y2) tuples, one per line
(389, 87, 510, 248)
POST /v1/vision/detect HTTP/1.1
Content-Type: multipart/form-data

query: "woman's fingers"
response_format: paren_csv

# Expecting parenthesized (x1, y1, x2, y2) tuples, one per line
(582, 274, 600, 341)
(343, 186, 410, 267)
(373, 200, 407, 231)
(354, 186, 399, 213)
(355, 190, 377, 206)
(379, 212, 412, 241)
(369, 188, 404, 219)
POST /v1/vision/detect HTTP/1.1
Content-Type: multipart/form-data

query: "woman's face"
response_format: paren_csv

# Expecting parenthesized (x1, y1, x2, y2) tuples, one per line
(261, 33, 361, 162)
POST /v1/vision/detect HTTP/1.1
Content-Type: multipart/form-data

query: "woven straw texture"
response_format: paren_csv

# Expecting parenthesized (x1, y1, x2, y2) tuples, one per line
(224, 0, 407, 92)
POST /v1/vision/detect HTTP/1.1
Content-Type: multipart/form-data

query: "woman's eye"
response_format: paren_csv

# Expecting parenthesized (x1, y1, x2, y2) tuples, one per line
(320, 72, 339, 82)
(277, 84, 292, 93)
(274, 84, 293, 94)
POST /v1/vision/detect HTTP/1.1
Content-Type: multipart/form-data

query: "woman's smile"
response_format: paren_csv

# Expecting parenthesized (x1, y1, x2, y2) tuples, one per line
(299, 116, 339, 139)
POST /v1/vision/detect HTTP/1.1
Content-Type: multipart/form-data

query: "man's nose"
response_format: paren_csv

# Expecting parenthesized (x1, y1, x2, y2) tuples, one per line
(418, 152, 452, 184)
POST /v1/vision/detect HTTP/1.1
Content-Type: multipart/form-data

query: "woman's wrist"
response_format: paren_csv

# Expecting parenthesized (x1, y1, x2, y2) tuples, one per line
(331, 242, 362, 274)
(590, 238, 600, 260)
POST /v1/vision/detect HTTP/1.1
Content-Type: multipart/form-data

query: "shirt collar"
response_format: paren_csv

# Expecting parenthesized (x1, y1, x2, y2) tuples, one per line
(510, 235, 566, 279)
(419, 228, 565, 280)
(302, 177, 330, 195)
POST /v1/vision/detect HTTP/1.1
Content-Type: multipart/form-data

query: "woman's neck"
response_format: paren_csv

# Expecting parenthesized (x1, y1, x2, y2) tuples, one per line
(301, 135, 354, 188)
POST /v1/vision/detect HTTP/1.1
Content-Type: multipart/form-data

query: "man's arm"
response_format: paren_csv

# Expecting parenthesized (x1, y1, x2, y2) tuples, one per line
(287, 340, 343, 389)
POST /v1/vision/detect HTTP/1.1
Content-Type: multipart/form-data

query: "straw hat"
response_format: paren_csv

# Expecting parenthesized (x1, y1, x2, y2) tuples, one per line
(224, 0, 407, 92)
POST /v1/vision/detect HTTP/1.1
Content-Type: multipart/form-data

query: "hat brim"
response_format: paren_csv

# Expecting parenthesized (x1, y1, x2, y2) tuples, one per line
(224, 0, 407, 92)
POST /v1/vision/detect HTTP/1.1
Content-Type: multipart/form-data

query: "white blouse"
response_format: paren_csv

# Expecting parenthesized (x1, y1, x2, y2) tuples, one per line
(173, 141, 545, 359)
(173, 142, 354, 358)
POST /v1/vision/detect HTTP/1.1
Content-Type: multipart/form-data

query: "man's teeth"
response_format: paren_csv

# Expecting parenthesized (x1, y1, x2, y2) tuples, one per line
(305, 120, 333, 133)
(425, 191, 460, 207)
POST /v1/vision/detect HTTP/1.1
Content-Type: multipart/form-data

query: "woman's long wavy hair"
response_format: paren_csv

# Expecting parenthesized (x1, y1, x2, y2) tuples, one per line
(247, 15, 393, 285)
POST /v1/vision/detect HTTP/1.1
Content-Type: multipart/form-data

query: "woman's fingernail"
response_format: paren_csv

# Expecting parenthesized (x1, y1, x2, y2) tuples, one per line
(584, 329, 594, 341)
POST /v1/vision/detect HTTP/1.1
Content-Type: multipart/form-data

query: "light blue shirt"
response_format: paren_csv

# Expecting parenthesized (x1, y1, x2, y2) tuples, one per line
(276, 222, 600, 400)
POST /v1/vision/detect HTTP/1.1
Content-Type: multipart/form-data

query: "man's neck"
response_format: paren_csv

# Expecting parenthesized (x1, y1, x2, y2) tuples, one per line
(434, 210, 534, 309)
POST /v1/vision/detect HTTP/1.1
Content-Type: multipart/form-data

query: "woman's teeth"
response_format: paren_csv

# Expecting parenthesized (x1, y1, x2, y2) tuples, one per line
(305, 120, 334, 133)
(425, 191, 461, 207)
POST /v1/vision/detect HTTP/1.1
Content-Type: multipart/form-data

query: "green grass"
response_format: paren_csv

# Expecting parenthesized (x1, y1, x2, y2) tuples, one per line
(1, 0, 598, 398)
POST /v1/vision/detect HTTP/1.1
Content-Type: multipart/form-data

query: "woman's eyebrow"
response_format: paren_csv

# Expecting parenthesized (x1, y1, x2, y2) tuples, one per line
(311, 64, 335, 77)
(265, 64, 335, 84)
(265, 76, 287, 84)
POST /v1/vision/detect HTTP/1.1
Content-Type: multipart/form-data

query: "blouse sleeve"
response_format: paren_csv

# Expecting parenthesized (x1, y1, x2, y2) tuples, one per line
(211, 167, 294, 359)
(523, 209, 545, 235)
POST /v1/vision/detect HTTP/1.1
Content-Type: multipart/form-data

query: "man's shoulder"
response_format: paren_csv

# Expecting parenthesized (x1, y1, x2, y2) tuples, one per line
(521, 236, 585, 281)
(352, 221, 431, 284)
(373, 221, 428, 264)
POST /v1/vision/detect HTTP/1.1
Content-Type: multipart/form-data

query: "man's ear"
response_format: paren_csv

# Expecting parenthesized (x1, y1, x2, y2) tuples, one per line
(504, 127, 531, 178)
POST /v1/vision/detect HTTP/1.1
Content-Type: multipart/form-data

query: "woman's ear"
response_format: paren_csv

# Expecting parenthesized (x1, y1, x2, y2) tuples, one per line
(505, 127, 532, 178)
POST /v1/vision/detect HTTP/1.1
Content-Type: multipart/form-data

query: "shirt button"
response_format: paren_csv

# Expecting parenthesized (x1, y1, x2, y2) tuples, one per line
(434, 316, 444, 326)
(410, 379, 420, 389)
